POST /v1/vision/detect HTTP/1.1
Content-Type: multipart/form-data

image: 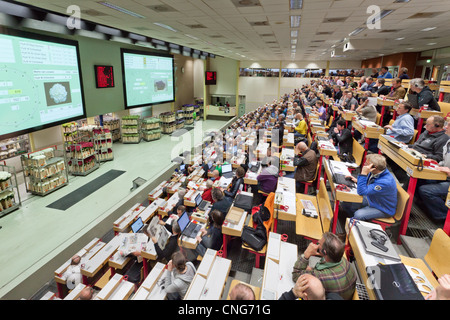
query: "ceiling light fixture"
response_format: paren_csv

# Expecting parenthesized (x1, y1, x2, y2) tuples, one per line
(289, 0, 303, 10)
(421, 27, 436, 31)
(395, 37, 405, 40)
(184, 34, 199, 40)
(154, 22, 177, 32)
(290, 15, 301, 28)
(98, 2, 145, 18)
(348, 27, 365, 37)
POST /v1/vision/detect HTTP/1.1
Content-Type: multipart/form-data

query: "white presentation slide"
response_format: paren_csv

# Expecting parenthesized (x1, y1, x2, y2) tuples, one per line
(122, 50, 174, 108)
(0, 32, 85, 137)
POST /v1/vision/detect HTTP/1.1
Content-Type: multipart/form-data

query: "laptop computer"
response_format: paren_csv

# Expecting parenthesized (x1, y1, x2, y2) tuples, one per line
(195, 193, 211, 211)
(131, 217, 144, 233)
(356, 223, 401, 261)
(221, 163, 233, 178)
(177, 211, 201, 238)
(366, 263, 424, 300)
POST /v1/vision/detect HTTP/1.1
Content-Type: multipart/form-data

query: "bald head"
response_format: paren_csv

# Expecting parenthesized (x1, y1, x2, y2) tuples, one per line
(293, 274, 326, 300)
(79, 287, 93, 300)
(229, 283, 255, 300)
(296, 141, 308, 153)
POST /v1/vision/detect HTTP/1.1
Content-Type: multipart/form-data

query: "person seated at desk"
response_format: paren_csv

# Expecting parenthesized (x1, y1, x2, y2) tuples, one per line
(410, 115, 448, 163)
(293, 142, 318, 193)
(202, 179, 214, 203)
(384, 101, 415, 143)
(377, 66, 393, 79)
(293, 113, 307, 139)
(409, 78, 441, 111)
(195, 209, 225, 257)
(384, 78, 407, 101)
(211, 169, 220, 182)
(341, 91, 358, 111)
(151, 220, 181, 263)
(211, 188, 233, 218)
(417, 122, 450, 222)
(329, 119, 353, 157)
(373, 78, 390, 96)
(229, 283, 256, 300)
(279, 274, 343, 300)
(343, 154, 397, 221)
(257, 160, 279, 194)
(355, 96, 377, 123)
(224, 166, 245, 199)
(164, 251, 196, 300)
(169, 188, 187, 216)
(312, 100, 327, 122)
(361, 77, 375, 92)
(292, 232, 357, 300)
(161, 205, 185, 231)
(273, 114, 286, 146)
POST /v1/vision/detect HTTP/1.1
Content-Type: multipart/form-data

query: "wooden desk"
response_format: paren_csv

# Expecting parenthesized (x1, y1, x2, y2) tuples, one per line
(280, 147, 295, 172)
(222, 204, 249, 258)
(346, 219, 438, 300)
(95, 273, 135, 300)
(323, 159, 363, 234)
(352, 118, 385, 164)
(112, 203, 146, 234)
(243, 164, 262, 185)
(184, 249, 232, 300)
(158, 192, 181, 217)
(316, 139, 338, 190)
(54, 238, 105, 298)
(80, 235, 124, 285)
(261, 232, 297, 300)
(139, 198, 166, 223)
(62, 283, 86, 300)
(184, 189, 203, 207)
(178, 219, 206, 250)
(377, 135, 447, 243)
(132, 262, 167, 300)
(148, 180, 169, 201)
(283, 132, 294, 147)
(274, 177, 297, 231)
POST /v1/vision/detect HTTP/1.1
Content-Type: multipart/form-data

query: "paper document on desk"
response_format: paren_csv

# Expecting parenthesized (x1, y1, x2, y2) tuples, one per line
(119, 233, 148, 257)
(300, 200, 316, 211)
(148, 216, 170, 250)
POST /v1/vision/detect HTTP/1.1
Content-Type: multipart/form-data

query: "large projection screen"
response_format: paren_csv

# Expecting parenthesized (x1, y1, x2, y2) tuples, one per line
(0, 28, 86, 139)
(121, 49, 175, 109)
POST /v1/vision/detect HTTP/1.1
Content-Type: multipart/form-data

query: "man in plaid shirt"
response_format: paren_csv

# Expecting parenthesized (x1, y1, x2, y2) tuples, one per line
(292, 232, 357, 300)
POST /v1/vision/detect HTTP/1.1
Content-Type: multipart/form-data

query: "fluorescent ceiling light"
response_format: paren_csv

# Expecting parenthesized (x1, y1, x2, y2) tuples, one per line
(348, 27, 365, 37)
(290, 0, 303, 10)
(395, 37, 405, 40)
(291, 39, 297, 44)
(290, 15, 301, 28)
(185, 34, 199, 40)
(291, 45, 296, 49)
(154, 22, 177, 32)
(421, 27, 436, 31)
(370, 9, 394, 24)
(99, 2, 145, 18)
(291, 30, 298, 37)
(427, 42, 437, 45)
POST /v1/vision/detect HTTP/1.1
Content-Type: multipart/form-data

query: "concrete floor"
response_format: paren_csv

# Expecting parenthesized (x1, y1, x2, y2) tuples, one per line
(0, 119, 231, 299)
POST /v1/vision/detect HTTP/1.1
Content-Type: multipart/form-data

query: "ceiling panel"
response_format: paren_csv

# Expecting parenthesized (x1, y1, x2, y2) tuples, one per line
(9, 0, 450, 62)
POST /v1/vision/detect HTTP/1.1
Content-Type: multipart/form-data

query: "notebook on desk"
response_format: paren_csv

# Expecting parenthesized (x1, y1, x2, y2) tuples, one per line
(366, 263, 424, 300)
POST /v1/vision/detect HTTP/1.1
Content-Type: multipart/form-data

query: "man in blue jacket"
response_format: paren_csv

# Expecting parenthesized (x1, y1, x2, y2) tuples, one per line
(343, 154, 397, 220)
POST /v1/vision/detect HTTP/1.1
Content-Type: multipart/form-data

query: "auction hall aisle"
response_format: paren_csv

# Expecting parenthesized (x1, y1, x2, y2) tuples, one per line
(0, 119, 230, 299)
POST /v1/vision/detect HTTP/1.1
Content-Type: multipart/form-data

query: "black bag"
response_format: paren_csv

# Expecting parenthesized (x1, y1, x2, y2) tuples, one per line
(234, 193, 253, 212)
(241, 205, 270, 251)
(241, 225, 267, 251)
(339, 153, 355, 163)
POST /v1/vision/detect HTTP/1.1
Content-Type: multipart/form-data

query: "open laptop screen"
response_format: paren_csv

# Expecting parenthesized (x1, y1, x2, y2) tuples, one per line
(177, 211, 190, 232)
(195, 193, 203, 206)
(222, 163, 232, 173)
(131, 217, 144, 233)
